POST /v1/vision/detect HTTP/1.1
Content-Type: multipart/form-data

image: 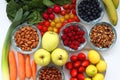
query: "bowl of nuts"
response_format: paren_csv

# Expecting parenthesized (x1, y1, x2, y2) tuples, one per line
(76, 0, 104, 25)
(59, 22, 88, 52)
(36, 64, 65, 80)
(89, 22, 117, 51)
(11, 23, 41, 54)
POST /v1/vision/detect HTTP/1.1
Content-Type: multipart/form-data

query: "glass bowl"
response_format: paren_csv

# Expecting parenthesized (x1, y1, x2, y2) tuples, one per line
(88, 22, 117, 51)
(59, 22, 88, 52)
(11, 23, 41, 54)
(76, 0, 105, 25)
(36, 64, 65, 80)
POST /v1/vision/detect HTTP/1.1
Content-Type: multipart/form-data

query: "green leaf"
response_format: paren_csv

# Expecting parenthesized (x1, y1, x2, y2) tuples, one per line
(6, 0, 22, 21)
(26, 11, 42, 24)
(43, 0, 54, 7)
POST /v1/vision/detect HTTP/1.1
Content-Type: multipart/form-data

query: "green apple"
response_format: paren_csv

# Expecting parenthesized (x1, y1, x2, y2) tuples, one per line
(51, 48, 68, 66)
(34, 49, 51, 66)
(42, 31, 59, 52)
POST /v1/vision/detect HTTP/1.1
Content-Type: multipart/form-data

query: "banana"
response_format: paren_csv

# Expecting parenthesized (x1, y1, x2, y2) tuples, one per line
(103, 0, 118, 26)
(112, 0, 119, 9)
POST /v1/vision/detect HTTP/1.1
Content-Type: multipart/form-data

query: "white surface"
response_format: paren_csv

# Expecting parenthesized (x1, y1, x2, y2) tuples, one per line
(0, 0, 120, 80)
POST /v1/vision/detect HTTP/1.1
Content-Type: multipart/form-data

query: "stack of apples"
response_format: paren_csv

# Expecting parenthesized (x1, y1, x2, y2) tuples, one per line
(34, 31, 68, 66)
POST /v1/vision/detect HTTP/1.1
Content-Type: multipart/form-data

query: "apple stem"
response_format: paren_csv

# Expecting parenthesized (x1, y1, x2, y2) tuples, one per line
(59, 55, 62, 60)
(40, 56, 44, 59)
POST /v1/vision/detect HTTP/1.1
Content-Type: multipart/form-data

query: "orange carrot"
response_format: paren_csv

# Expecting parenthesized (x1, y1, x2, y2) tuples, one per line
(25, 55, 32, 78)
(32, 60, 37, 80)
(18, 52, 25, 80)
(9, 51, 17, 80)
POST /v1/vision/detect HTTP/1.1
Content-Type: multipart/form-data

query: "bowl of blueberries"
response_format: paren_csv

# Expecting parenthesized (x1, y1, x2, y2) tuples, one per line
(76, 0, 104, 25)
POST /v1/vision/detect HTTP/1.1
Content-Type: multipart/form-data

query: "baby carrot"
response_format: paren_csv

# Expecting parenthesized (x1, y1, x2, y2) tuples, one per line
(32, 60, 37, 80)
(18, 52, 25, 80)
(25, 55, 32, 78)
(9, 51, 17, 80)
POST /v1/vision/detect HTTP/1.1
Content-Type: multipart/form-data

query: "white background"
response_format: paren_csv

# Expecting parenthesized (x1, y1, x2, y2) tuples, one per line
(0, 0, 120, 80)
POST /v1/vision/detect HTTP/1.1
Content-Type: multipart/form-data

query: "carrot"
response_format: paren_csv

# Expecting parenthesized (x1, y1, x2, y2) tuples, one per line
(32, 60, 37, 80)
(18, 52, 25, 80)
(9, 51, 17, 80)
(25, 55, 32, 78)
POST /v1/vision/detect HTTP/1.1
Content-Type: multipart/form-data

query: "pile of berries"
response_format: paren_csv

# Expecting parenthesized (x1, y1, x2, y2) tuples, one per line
(65, 52, 90, 80)
(61, 25, 86, 50)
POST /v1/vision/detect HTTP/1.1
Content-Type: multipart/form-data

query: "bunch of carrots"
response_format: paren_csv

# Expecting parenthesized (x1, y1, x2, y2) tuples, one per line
(9, 51, 37, 80)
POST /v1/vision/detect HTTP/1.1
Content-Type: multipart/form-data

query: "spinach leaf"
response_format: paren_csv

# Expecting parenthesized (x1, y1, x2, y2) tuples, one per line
(43, 0, 54, 7)
(6, 0, 22, 21)
(26, 11, 42, 24)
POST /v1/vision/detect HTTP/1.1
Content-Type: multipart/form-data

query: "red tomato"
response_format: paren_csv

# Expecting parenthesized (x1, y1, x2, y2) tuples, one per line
(77, 74, 84, 80)
(63, 4, 69, 10)
(81, 60, 90, 67)
(61, 10, 66, 16)
(77, 52, 86, 61)
(70, 69, 78, 77)
(70, 77, 78, 80)
(72, 0, 76, 4)
(42, 26, 48, 32)
(44, 21, 50, 27)
(68, 18, 74, 22)
(78, 66, 85, 73)
(68, 4, 74, 10)
(66, 9, 71, 14)
(72, 9, 76, 15)
(37, 25, 43, 31)
(73, 61, 81, 68)
(70, 55, 78, 62)
(65, 62, 73, 70)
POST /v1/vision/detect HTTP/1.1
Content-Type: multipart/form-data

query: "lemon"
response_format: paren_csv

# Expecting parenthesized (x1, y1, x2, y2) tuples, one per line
(96, 60, 107, 72)
(85, 78, 91, 80)
(86, 65, 97, 77)
(92, 73, 104, 80)
(88, 50, 100, 64)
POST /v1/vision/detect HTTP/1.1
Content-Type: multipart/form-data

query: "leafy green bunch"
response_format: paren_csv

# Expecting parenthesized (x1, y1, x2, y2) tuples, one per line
(6, 0, 72, 24)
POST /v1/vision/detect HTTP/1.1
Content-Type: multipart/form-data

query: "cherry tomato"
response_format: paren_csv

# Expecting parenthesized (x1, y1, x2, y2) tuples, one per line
(72, 9, 76, 15)
(68, 18, 74, 22)
(41, 31, 44, 36)
(61, 10, 66, 16)
(44, 21, 50, 27)
(42, 26, 48, 32)
(74, 15, 80, 22)
(70, 55, 78, 62)
(66, 9, 71, 14)
(78, 66, 85, 73)
(73, 61, 81, 68)
(77, 52, 86, 61)
(70, 69, 78, 77)
(70, 77, 78, 80)
(65, 62, 73, 70)
(72, 0, 76, 4)
(37, 25, 43, 31)
(81, 60, 90, 67)
(77, 74, 84, 80)
(63, 4, 69, 10)
(68, 4, 74, 10)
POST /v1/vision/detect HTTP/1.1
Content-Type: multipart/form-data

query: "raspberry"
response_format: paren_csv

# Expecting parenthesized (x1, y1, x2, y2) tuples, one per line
(61, 34, 67, 41)
(63, 40, 69, 46)
(63, 28, 69, 33)
(81, 37, 85, 43)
